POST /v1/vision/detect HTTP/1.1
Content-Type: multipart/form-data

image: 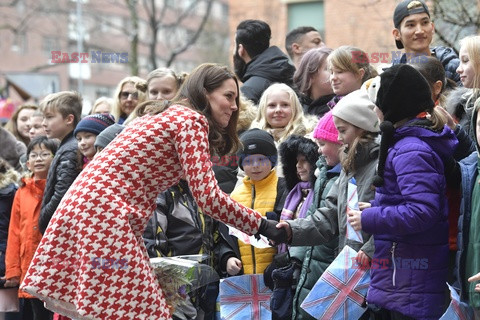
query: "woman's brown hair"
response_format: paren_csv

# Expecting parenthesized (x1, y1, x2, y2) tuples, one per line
(340, 131, 379, 174)
(140, 63, 241, 156)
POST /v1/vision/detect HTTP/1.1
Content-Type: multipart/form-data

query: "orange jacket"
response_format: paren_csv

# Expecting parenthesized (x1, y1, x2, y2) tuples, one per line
(5, 177, 45, 298)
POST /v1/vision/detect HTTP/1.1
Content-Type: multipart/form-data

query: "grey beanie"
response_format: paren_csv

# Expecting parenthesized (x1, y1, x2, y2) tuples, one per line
(332, 90, 380, 133)
(94, 123, 125, 149)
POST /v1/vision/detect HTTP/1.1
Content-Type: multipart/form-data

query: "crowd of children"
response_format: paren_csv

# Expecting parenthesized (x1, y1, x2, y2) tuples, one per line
(1, 1, 480, 319)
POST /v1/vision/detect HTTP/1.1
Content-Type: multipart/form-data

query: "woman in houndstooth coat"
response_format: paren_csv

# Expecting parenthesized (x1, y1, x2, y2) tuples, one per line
(20, 64, 285, 320)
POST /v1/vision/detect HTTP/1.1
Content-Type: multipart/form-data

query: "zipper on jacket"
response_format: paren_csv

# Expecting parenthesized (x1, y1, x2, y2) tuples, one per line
(251, 184, 256, 274)
(391, 242, 397, 287)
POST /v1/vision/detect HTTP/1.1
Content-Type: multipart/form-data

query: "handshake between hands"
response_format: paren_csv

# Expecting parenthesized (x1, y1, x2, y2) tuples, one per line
(257, 218, 290, 244)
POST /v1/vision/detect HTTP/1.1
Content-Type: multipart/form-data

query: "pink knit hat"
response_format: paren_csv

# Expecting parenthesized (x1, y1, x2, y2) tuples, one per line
(313, 111, 341, 144)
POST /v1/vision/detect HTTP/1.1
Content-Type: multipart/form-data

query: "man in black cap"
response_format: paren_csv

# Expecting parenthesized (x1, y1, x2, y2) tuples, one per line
(391, 0, 461, 85)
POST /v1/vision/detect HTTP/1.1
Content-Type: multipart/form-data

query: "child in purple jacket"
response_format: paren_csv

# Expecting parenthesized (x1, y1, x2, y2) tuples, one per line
(348, 64, 458, 319)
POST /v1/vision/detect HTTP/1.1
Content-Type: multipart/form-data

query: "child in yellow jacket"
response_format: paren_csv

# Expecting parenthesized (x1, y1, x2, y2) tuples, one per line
(217, 129, 286, 276)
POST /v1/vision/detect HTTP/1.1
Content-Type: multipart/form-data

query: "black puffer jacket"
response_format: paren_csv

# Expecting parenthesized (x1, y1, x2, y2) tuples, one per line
(143, 179, 216, 259)
(39, 132, 81, 233)
(299, 94, 336, 118)
(240, 46, 295, 104)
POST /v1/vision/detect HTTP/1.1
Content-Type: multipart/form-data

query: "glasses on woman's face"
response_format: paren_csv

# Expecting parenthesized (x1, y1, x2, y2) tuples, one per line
(28, 152, 53, 160)
(119, 91, 139, 100)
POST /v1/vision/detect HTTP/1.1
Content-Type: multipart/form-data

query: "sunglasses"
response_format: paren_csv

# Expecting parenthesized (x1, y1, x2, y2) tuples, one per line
(119, 91, 139, 100)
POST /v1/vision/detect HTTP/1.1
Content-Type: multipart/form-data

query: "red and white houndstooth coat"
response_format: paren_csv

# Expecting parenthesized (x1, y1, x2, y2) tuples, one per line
(21, 105, 263, 319)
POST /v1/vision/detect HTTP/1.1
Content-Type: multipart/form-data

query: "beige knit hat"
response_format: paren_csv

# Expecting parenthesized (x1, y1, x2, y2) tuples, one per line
(331, 89, 380, 133)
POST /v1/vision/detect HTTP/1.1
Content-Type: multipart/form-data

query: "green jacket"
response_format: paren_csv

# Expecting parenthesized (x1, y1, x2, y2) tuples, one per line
(290, 158, 340, 319)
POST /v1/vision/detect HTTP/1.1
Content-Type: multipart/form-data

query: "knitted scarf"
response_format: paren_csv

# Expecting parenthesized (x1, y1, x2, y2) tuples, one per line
(280, 181, 314, 220)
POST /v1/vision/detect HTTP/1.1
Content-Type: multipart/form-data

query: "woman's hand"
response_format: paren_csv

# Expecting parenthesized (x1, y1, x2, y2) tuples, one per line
(347, 209, 362, 231)
(468, 272, 480, 292)
(4, 276, 20, 288)
(257, 219, 289, 244)
(226, 257, 242, 276)
(275, 221, 292, 244)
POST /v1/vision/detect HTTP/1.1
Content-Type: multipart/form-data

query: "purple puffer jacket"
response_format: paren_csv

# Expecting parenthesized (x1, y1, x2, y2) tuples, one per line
(361, 122, 458, 320)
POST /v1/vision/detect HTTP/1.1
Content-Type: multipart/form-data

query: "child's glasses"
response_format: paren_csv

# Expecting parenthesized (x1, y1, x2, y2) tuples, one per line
(119, 91, 139, 100)
(28, 152, 53, 160)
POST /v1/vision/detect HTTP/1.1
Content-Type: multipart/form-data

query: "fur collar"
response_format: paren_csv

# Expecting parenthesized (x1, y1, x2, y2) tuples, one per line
(0, 168, 20, 190)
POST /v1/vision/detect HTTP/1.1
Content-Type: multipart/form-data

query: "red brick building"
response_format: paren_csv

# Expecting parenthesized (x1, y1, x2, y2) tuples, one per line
(228, 0, 401, 67)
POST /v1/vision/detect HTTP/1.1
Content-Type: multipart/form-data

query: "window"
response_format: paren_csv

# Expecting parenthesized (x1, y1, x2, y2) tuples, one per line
(287, 1, 325, 36)
(43, 37, 59, 56)
(12, 31, 27, 54)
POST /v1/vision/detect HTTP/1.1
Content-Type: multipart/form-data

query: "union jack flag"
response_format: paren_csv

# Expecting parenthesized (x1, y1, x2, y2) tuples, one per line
(439, 283, 473, 320)
(346, 178, 363, 243)
(300, 246, 369, 320)
(219, 274, 272, 320)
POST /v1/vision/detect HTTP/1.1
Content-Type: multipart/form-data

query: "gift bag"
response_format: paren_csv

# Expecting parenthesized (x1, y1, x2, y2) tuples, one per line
(346, 178, 363, 243)
(219, 274, 272, 320)
(300, 246, 369, 320)
(0, 288, 19, 312)
(439, 283, 474, 320)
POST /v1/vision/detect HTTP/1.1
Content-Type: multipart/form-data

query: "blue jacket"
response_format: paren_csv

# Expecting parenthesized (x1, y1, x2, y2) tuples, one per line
(362, 123, 458, 319)
(456, 152, 478, 301)
(0, 169, 18, 276)
(392, 46, 461, 85)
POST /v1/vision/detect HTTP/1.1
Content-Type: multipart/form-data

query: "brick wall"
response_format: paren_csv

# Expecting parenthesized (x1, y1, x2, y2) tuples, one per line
(324, 0, 397, 65)
(229, 0, 398, 68)
(229, 0, 288, 60)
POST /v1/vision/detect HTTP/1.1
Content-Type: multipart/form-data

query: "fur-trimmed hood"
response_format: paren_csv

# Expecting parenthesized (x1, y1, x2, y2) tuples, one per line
(279, 135, 319, 191)
(0, 168, 20, 191)
(237, 98, 257, 134)
(445, 87, 472, 120)
(0, 127, 26, 171)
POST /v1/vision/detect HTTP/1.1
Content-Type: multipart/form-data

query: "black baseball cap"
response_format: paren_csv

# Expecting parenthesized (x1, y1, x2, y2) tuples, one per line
(393, 0, 431, 49)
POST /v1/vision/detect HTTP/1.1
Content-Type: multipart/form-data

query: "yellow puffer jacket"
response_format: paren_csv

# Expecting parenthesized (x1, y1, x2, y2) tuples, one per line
(230, 170, 278, 274)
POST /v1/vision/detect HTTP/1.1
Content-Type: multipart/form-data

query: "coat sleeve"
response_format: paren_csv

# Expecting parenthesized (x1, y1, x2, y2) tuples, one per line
(5, 190, 21, 279)
(214, 223, 239, 276)
(362, 146, 445, 236)
(288, 177, 339, 246)
(174, 114, 262, 235)
(359, 236, 375, 258)
(39, 150, 80, 233)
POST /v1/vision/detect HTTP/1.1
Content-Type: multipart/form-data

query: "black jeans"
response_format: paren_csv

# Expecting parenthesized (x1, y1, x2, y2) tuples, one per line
(22, 298, 53, 320)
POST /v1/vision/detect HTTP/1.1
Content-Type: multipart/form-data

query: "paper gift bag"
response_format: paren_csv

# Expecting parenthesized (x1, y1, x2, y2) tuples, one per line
(219, 274, 272, 320)
(0, 288, 19, 312)
(439, 283, 473, 320)
(300, 246, 369, 320)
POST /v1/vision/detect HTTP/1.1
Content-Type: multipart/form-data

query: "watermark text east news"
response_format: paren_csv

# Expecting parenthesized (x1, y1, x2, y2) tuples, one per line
(51, 51, 128, 63)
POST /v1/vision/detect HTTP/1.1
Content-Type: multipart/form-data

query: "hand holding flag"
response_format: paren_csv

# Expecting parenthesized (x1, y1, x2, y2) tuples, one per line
(346, 178, 364, 242)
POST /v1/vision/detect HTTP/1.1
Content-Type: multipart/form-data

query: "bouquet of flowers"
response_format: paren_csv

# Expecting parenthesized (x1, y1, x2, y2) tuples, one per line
(150, 254, 219, 311)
